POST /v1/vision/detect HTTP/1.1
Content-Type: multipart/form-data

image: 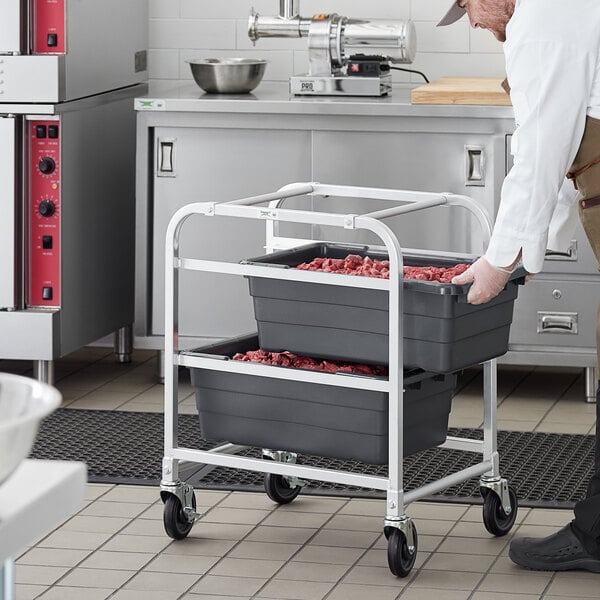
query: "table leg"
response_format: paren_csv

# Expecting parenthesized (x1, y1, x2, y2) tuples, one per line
(0, 558, 15, 600)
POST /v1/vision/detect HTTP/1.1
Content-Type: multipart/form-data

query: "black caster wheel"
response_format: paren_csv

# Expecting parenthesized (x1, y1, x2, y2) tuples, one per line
(482, 485, 518, 536)
(385, 522, 418, 577)
(264, 473, 302, 504)
(163, 493, 196, 540)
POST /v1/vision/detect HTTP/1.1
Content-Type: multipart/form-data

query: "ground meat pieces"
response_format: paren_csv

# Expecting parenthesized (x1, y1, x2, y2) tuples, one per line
(403, 263, 470, 282)
(296, 254, 390, 278)
(296, 254, 469, 282)
(233, 349, 388, 376)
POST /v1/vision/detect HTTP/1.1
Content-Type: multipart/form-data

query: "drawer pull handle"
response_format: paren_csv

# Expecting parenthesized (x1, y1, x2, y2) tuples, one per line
(537, 312, 578, 334)
(545, 240, 578, 262)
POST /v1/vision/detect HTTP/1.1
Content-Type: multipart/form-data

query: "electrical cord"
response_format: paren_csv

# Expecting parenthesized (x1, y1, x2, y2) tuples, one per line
(388, 66, 429, 83)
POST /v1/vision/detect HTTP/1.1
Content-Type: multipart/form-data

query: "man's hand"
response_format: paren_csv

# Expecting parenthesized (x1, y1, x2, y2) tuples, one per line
(451, 256, 511, 305)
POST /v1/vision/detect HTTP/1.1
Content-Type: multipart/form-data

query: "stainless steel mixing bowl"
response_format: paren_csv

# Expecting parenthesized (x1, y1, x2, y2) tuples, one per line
(187, 58, 268, 94)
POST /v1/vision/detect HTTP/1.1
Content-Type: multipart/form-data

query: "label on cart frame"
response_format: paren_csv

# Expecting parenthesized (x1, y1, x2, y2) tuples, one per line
(33, 0, 66, 54)
(28, 119, 61, 308)
(257, 208, 278, 220)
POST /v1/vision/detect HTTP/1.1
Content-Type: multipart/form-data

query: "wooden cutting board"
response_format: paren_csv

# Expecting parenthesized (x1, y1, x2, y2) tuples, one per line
(411, 77, 512, 106)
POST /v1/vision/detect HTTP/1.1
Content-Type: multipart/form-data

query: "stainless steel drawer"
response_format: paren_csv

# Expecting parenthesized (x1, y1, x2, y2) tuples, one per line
(509, 279, 598, 348)
(542, 222, 599, 275)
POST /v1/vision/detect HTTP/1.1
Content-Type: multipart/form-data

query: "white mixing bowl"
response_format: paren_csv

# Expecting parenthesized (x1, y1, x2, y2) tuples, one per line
(0, 374, 62, 486)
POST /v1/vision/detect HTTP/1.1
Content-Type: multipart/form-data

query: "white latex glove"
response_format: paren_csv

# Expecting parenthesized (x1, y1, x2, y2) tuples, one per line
(451, 256, 512, 305)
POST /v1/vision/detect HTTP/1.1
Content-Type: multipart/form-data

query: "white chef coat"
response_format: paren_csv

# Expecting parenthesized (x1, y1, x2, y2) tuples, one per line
(485, 0, 600, 274)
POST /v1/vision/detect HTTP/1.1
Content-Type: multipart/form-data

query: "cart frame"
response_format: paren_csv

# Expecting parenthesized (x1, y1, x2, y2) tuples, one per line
(161, 182, 515, 573)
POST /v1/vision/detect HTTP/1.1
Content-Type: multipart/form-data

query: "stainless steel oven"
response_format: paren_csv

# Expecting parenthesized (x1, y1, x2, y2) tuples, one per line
(0, 0, 147, 102)
(0, 1, 147, 382)
(0, 86, 146, 381)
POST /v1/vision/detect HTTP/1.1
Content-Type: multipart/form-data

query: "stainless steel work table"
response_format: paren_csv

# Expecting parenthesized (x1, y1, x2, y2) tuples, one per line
(135, 81, 515, 119)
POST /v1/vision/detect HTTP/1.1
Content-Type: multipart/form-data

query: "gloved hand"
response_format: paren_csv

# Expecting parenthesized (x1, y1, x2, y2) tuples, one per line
(451, 256, 512, 305)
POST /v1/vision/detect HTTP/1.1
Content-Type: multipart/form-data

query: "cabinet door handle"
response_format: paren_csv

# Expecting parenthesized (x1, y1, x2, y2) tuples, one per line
(537, 311, 578, 334)
(465, 145, 485, 186)
(157, 138, 176, 177)
(545, 240, 578, 262)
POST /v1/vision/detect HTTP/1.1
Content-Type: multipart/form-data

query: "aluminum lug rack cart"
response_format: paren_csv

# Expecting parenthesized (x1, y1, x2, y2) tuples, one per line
(160, 183, 520, 577)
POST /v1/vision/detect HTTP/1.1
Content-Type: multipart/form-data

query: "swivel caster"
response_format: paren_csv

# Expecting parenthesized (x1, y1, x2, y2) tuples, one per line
(385, 521, 418, 577)
(481, 485, 518, 536)
(163, 492, 197, 540)
(262, 449, 303, 504)
(264, 473, 302, 504)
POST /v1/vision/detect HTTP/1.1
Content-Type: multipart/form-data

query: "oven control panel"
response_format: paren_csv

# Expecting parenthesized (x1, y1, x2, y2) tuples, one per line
(33, 0, 66, 54)
(28, 119, 60, 308)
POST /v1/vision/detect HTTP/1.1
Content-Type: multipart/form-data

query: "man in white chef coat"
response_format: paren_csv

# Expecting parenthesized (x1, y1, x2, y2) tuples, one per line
(439, 0, 600, 573)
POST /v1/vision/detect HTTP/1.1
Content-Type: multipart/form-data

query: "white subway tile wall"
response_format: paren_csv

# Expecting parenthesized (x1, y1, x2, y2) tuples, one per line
(148, 0, 507, 86)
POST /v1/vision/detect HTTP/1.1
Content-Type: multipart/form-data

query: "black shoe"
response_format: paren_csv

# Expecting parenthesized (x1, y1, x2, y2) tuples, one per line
(509, 523, 600, 572)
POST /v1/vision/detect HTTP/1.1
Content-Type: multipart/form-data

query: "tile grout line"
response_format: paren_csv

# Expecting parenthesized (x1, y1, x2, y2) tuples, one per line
(539, 569, 559, 599)
(246, 495, 359, 600)
(464, 531, 523, 600)
(394, 502, 472, 598)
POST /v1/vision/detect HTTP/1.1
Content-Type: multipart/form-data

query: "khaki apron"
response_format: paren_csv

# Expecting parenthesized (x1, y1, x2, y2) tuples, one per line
(567, 115, 600, 372)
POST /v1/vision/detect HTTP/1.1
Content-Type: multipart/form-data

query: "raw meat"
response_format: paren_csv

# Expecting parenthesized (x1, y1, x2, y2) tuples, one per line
(295, 254, 470, 282)
(233, 348, 388, 376)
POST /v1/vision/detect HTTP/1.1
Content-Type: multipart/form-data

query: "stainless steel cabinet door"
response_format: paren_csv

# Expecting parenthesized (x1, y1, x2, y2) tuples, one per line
(312, 130, 505, 254)
(151, 126, 311, 340)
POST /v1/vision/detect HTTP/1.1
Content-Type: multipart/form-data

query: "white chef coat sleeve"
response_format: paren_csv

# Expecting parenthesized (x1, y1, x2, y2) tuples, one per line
(484, 39, 592, 274)
(546, 179, 581, 254)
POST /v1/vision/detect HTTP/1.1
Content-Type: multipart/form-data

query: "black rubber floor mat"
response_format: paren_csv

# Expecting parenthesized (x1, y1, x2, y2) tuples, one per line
(30, 409, 594, 509)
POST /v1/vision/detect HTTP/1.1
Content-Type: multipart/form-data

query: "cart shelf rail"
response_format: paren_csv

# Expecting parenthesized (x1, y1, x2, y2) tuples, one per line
(161, 182, 518, 577)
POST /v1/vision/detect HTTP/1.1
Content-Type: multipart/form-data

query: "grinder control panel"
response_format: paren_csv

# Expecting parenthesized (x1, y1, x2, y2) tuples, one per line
(28, 119, 60, 308)
(347, 55, 390, 77)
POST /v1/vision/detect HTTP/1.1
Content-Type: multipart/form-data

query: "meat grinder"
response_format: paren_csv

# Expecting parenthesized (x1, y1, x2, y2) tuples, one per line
(248, 0, 416, 96)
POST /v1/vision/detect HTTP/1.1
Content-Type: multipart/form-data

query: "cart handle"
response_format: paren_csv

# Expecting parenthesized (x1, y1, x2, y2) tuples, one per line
(265, 182, 493, 250)
(225, 183, 315, 206)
